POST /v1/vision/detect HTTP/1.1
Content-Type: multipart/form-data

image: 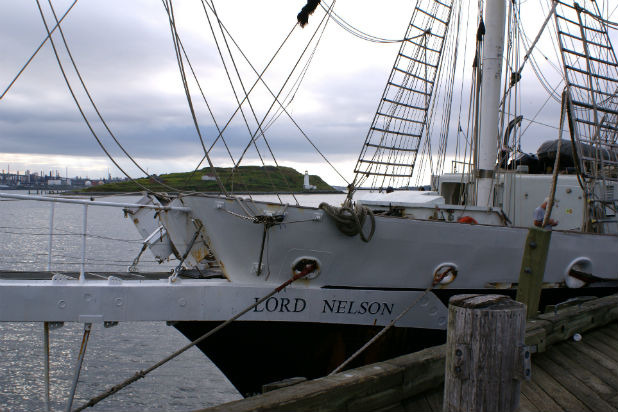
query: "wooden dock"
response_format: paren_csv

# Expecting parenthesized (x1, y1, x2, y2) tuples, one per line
(407, 322, 618, 412)
(199, 293, 618, 412)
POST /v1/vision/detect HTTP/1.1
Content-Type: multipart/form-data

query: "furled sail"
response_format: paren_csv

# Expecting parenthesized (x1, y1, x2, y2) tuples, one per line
(554, 0, 618, 230)
(352, 0, 455, 190)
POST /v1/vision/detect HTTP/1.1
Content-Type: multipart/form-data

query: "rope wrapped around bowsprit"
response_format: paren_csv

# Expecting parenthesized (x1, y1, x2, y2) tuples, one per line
(319, 201, 375, 242)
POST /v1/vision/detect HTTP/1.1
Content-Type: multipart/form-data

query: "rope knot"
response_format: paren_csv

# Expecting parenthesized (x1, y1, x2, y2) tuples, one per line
(319, 201, 375, 242)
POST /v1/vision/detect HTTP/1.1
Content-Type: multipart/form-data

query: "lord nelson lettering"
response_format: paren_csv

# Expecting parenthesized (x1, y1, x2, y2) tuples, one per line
(252, 296, 394, 316)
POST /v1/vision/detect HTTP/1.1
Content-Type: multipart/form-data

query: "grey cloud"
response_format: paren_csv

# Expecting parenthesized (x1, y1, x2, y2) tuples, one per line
(0, 0, 584, 182)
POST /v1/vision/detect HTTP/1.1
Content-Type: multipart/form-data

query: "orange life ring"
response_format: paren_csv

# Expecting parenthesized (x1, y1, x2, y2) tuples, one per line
(457, 216, 477, 224)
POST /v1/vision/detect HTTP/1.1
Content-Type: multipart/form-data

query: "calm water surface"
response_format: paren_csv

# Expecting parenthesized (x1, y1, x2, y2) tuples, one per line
(0, 192, 244, 411)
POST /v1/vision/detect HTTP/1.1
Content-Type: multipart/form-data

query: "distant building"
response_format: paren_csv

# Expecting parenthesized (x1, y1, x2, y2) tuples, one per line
(303, 171, 316, 190)
(47, 178, 72, 186)
(201, 175, 216, 181)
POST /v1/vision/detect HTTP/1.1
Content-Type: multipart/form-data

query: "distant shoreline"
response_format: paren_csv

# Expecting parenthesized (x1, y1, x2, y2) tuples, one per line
(68, 190, 344, 196)
(0, 187, 344, 196)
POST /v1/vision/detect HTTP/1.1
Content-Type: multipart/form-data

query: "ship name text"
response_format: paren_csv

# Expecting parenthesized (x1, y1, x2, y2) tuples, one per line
(251, 297, 395, 316)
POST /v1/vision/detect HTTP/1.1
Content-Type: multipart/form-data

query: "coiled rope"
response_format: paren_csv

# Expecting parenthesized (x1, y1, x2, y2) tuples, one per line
(319, 201, 375, 242)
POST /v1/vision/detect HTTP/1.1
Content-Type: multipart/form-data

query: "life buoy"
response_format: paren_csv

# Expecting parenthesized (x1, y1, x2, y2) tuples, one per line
(457, 216, 478, 224)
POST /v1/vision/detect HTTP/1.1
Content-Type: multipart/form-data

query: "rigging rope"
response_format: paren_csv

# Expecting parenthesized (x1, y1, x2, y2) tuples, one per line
(32, 0, 164, 195)
(164, 0, 351, 189)
(329, 268, 450, 375)
(27, 0, 199, 195)
(73, 262, 318, 412)
(542, 88, 568, 229)
(500, 0, 558, 107)
(164, 0, 228, 196)
(0, 0, 80, 100)
(186, 18, 300, 198)
(44, 0, 181, 194)
(454, 0, 476, 179)
(189, 0, 350, 188)
(427, 0, 462, 185)
(514, 9, 562, 102)
(579, 3, 618, 28)
(208, 0, 297, 202)
(199, 0, 279, 197)
(319, 0, 428, 44)
(350, 0, 459, 191)
(0, 228, 142, 243)
(232, 1, 339, 176)
(159, 1, 240, 191)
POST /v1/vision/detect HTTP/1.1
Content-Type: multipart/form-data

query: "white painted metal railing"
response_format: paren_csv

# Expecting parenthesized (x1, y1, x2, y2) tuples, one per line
(0, 192, 191, 211)
(0, 192, 197, 411)
(0, 192, 190, 279)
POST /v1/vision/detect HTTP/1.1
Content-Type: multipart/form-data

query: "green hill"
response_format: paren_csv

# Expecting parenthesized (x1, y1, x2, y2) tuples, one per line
(80, 166, 335, 193)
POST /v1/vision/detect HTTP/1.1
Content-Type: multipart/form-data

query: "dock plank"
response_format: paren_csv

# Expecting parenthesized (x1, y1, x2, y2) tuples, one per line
(585, 331, 618, 362)
(597, 324, 618, 342)
(558, 341, 618, 392)
(518, 392, 540, 412)
(569, 339, 618, 374)
(548, 343, 616, 397)
(534, 353, 617, 411)
(520, 380, 564, 412)
(530, 360, 591, 411)
(610, 394, 618, 410)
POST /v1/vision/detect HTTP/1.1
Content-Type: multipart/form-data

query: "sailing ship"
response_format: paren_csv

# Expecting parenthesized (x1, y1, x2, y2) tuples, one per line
(115, 0, 618, 395)
(2, 0, 617, 398)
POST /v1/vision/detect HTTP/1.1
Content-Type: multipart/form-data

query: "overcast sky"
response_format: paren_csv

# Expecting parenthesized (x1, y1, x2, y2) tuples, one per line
(1, 0, 616, 185)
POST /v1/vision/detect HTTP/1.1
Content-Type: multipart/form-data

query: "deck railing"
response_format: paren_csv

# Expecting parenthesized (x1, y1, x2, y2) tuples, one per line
(0, 192, 189, 279)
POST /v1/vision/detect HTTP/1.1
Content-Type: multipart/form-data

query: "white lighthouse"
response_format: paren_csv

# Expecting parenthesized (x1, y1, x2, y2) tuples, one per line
(303, 171, 316, 190)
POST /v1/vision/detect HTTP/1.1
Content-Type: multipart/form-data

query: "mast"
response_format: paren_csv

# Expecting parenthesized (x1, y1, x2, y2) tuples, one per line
(476, 0, 507, 207)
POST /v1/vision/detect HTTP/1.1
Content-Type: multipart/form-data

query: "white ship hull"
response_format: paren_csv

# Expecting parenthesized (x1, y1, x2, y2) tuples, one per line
(172, 195, 617, 290)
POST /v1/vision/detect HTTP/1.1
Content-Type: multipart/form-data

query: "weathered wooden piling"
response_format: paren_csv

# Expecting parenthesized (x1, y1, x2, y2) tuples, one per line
(443, 294, 527, 412)
(516, 227, 552, 319)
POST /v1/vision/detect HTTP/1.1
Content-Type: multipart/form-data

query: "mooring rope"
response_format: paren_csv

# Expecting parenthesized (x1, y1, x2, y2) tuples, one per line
(73, 262, 317, 411)
(319, 201, 375, 242)
(329, 270, 449, 375)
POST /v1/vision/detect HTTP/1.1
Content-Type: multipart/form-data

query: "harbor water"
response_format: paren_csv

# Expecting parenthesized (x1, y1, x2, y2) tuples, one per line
(0, 191, 345, 411)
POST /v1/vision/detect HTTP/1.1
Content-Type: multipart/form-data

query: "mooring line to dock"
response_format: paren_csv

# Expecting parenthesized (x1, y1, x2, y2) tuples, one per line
(43, 322, 51, 412)
(329, 270, 449, 375)
(66, 323, 92, 412)
(72, 262, 317, 411)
